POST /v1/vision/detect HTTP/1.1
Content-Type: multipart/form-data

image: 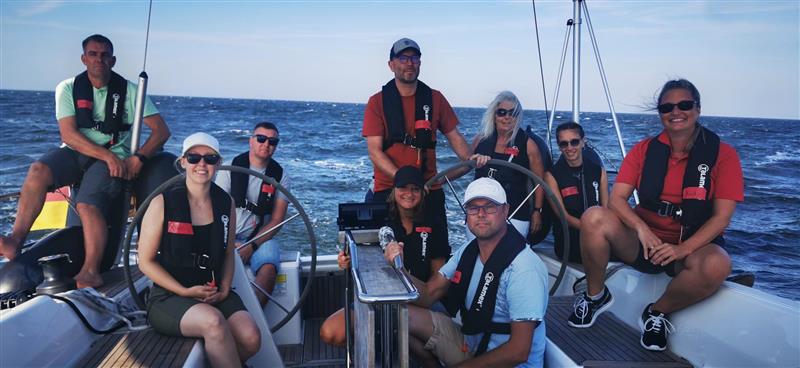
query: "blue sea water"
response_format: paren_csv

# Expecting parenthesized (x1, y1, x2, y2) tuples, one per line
(1, 89, 798, 301)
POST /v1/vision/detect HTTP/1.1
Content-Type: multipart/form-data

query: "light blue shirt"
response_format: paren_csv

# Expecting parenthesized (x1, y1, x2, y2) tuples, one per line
(439, 235, 549, 368)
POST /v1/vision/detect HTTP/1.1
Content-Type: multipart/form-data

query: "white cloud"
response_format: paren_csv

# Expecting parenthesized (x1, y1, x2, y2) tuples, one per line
(16, 0, 64, 17)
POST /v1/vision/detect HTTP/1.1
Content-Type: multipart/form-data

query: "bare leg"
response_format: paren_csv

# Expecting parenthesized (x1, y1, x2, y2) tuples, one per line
(408, 305, 440, 368)
(654, 244, 731, 314)
(0, 162, 53, 260)
(320, 308, 347, 346)
(579, 207, 641, 296)
(180, 303, 241, 368)
(254, 264, 277, 306)
(74, 203, 107, 288)
(227, 310, 261, 362)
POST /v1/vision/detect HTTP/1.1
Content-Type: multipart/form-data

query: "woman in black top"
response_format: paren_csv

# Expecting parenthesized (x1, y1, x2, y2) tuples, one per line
(139, 133, 260, 367)
(470, 91, 546, 239)
(545, 122, 608, 263)
(320, 166, 450, 347)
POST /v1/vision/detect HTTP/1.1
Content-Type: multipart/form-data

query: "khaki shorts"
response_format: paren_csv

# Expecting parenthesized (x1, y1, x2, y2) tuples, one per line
(424, 311, 473, 366)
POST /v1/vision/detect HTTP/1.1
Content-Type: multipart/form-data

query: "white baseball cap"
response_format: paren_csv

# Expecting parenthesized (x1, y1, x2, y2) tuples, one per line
(182, 132, 220, 156)
(463, 177, 507, 205)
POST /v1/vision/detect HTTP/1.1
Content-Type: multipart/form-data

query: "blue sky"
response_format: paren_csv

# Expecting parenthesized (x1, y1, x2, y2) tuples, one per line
(1, 1, 798, 119)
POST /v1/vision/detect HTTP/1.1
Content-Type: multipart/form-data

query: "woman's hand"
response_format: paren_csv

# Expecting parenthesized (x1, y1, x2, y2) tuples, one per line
(383, 241, 404, 266)
(650, 243, 688, 266)
(182, 285, 219, 301)
(636, 225, 664, 261)
(337, 251, 351, 270)
(469, 154, 491, 168)
(530, 211, 542, 232)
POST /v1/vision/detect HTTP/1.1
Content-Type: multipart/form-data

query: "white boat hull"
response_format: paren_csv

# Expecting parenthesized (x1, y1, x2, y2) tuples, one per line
(538, 252, 800, 367)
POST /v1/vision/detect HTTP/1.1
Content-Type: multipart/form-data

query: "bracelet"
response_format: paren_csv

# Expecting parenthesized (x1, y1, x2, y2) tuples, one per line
(134, 152, 148, 164)
(533, 207, 543, 213)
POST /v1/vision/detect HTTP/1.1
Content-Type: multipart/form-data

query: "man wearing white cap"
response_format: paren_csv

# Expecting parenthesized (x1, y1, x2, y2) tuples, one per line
(362, 37, 473, 232)
(387, 178, 549, 367)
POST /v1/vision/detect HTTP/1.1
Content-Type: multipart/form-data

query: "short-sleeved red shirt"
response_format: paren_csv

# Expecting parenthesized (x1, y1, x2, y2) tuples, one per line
(616, 131, 744, 243)
(362, 87, 459, 192)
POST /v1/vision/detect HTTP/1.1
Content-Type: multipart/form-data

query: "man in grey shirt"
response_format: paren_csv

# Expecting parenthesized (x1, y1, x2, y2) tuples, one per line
(215, 122, 290, 306)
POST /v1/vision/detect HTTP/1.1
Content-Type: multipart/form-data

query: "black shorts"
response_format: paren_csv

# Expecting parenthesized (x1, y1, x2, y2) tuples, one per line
(147, 285, 247, 337)
(37, 147, 123, 213)
(630, 235, 725, 277)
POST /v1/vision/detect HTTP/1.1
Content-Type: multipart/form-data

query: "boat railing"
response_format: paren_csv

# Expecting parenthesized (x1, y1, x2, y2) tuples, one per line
(342, 229, 418, 368)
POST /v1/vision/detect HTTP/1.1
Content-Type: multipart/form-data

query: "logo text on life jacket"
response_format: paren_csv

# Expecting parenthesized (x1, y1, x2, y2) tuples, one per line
(112, 93, 120, 117)
(475, 272, 494, 310)
(697, 164, 709, 187)
(221, 215, 229, 244)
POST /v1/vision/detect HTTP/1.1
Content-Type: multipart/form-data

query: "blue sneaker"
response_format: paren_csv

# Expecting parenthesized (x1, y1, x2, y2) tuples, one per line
(639, 303, 675, 351)
(567, 286, 613, 328)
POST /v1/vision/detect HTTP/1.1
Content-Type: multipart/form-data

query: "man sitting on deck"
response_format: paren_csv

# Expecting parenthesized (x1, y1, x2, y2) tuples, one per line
(386, 177, 549, 367)
(215, 121, 290, 306)
(0, 34, 170, 288)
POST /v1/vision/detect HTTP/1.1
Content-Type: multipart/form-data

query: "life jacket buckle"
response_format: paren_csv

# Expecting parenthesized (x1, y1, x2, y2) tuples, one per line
(195, 253, 212, 269)
(402, 134, 417, 148)
(657, 200, 682, 219)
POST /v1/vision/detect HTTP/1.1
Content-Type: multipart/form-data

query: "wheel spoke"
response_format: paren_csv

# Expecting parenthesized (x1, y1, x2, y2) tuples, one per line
(236, 212, 300, 252)
(249, 279, 291, 314)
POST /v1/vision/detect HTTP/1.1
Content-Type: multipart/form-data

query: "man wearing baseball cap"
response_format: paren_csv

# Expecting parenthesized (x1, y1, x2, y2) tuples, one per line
(387, 177, 549, 367)
(362, 37, 474, 233)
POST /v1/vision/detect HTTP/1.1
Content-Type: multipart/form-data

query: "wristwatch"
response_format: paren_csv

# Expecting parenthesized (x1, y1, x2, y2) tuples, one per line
(134, 152, 148, 164)
(533, 207, 543, 213)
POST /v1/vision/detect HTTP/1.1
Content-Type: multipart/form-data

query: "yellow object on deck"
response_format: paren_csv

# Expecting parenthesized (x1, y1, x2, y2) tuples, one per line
(31, 186, 71, 231)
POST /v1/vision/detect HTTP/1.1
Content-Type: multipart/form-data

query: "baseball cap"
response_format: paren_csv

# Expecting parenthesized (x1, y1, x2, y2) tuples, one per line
(389, 38, 421, 60)
(463, 177, 507, 205)
(182, 132, 221, 156)
(394, 166, 425, 188)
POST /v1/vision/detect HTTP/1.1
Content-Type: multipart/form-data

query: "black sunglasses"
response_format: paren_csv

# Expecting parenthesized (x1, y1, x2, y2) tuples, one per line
(185, 153, 221, 165)
(495, 108, 517, 118)
(558, 138, 582, 149)
(657, 100, 697, 114)
(254, 134, 280, 146)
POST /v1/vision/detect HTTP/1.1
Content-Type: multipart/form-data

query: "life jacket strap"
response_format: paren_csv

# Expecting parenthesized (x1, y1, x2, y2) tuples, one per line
(640, 199, 683, 219)
(474, 322, 511, 356)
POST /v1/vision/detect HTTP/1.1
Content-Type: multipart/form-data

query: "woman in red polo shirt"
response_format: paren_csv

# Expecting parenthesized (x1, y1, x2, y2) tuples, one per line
(565, 79, 744, 353)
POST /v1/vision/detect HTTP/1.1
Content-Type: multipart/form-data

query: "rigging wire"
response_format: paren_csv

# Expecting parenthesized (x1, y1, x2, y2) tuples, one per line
(530, 0, 550, 131)
(142, 0, 153, 71)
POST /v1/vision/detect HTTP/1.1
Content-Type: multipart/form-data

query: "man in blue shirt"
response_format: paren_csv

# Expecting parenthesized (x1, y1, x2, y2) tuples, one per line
(388, 177, 548, 367)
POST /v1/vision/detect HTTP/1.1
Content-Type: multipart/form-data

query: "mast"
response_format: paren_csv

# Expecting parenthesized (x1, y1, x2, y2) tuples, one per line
(571, 0, 582, 123)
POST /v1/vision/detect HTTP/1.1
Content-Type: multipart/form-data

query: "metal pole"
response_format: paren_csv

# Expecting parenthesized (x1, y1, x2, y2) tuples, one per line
(582, 1, 638, 203)
(130, 72, 148, 154)
(547, 21, 572, 150)
(571, 0, 582, 123)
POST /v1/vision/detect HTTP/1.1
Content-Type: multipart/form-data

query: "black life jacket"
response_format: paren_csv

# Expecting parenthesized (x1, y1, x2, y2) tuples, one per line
(639, 125, 720, 239)
(551, 156, 602, 218)
(526, 125, 553, 172)
(381, 79, 436, 172)
(72, 71, 130, 146)
(389, 214, 443, 282)
(444, 224, 526, 356)
(525, 126, 554, 245)
(230, 152, 284, 224)
(550, 157, 602, 263)
(475, 130, 531, 221)
(158, 181, 231, 286)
